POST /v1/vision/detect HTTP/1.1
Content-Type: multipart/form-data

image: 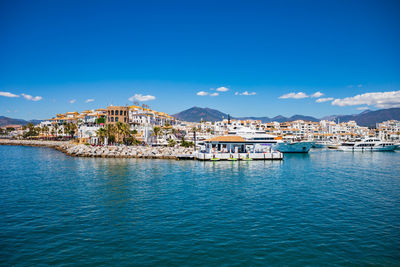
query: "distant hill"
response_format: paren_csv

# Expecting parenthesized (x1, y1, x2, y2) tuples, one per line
(0, 116, 42, 127)
(173, 107, 320, 123)
(332, 108, 400, 127)
(173, 107, 229, 122)
(172, 107, 400, 126)
(237, 115, 319, 123)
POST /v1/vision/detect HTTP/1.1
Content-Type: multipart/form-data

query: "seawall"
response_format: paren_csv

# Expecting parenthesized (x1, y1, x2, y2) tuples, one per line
(0, 139, 194, 159)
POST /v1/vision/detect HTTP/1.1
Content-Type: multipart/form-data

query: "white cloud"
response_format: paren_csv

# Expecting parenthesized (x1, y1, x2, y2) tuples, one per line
(196, 91, 209, 96)
(332, 90, 400, 108)
(128, 94, 156, 102)
(311, 91, 324, 98)
(216, 87, 229, 92)
(69, 99, 76, 104)
(85, 99, 95, 103)
(0, 91, 20, 98)
(279, 92, 308, 99)
(235, 91, 256, 96)
(316, 97, 334, 103)
(357, 106, 369, 110)
(357, 84, 363, 88)
(210, 92, 219, 96)
(21, 93, 42, 101)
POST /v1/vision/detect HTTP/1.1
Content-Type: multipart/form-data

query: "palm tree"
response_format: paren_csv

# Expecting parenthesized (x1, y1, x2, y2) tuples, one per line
(152, 126, 161, 145)
(42, 126, 49, 139)
(54, 124, 59, 137)
(191, 127, 198, 150)
(67, 123, 77, 139)
(63, 123, 70, 138)
(115, 122, 131, 144)
(121, 123, 131, 143)
(115, 122, 124, 143)
(27, 123, 34, 131)
(34, 127, 41, 137)
(96, 128, 107, 145)
(105, 124, 116, 145)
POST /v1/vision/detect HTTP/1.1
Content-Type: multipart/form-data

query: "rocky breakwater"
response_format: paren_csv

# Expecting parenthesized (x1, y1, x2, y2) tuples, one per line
(0, 139, 71, 148)
(60, 144, 194, 159)
(0, 139, 195, 159)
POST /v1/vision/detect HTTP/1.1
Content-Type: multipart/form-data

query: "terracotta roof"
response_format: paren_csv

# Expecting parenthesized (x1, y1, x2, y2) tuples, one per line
(204, 136, 245, 142)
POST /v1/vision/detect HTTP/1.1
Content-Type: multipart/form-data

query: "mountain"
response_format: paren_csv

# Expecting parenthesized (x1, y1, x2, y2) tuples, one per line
(172, 107, 400, 126)
(0, 116, 43, 127)
(173, 107, 229, 122)
(287, 115, 319, 122)
(173, 108, 321, 123)
(335, 108, 400, 127)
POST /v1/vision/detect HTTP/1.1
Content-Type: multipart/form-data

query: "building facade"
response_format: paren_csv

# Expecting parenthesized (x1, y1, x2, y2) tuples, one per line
(106, 106, 129, 124)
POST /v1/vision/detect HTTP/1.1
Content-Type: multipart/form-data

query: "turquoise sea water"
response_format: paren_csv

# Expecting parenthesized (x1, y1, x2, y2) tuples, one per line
(0, 146, 399, 266)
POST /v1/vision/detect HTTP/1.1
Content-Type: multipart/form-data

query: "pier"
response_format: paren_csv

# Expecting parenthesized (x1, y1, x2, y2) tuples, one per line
(193, 151, 283, 161)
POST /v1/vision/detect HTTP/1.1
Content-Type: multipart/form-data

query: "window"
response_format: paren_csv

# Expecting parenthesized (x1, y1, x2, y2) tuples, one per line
(111, 110, 114, 115)
(124, 111, 127, 116)
(115, 117, 119, 122)
(124, 118, 126, 122)
(108, 117, 110, 122)
(111, 117, 114, 122)
(120, 110, 123, 115)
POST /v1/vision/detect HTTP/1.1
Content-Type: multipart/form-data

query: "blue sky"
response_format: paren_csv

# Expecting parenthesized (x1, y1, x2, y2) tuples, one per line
(0, 0, 399, 120)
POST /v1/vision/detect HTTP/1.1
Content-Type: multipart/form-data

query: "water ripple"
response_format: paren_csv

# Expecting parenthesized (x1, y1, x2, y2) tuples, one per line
(0, 147, 399, 266)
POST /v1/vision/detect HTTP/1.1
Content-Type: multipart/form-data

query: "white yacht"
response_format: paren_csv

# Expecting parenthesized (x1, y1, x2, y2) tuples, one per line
(274, 141, 313, 153)
(338, 138, 397, 152)
(227, 126, 313, 153)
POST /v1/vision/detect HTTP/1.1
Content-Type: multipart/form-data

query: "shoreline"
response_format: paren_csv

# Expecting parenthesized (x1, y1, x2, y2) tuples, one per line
(0, 139, 194, 159)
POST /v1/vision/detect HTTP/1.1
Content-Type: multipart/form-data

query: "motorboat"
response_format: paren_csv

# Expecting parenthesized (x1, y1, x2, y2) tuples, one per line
(274, 140, 313, 153)
(227, 126, 312, 153)
(337, 138, 397, 151)
(312, 141, 335, 148)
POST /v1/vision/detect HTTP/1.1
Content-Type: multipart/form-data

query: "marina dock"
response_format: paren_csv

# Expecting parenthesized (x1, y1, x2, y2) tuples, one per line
(193, 151, 283, 161)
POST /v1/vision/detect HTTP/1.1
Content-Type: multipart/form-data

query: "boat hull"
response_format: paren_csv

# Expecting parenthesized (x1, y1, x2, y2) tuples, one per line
(338, 145, 397, 152)
(312, 143, 326, 148)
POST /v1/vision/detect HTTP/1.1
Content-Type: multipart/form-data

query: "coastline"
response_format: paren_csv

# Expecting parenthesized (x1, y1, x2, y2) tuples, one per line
(0, 139, 194, 159)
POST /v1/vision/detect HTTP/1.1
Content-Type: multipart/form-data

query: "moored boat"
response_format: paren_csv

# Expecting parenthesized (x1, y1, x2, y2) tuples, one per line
(338, 138, 396, 152)
(274, 141, 313, 153)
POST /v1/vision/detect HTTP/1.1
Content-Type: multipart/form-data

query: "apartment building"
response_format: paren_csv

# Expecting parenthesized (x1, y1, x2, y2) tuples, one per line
(106, 106, 129, 124)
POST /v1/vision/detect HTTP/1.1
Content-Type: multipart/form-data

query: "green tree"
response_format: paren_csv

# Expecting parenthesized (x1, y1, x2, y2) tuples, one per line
(115, 122, 130, 144)
(168, 138, 176, 147)
(27, 123, 34, 131)
(180, 137, 194, 148)
(105, 124, 116, 145)
(54, 124, 59, 137)
(67, 123, 77, 138)
(96, 127, 107, 144)
(152, 126, 161, 145)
